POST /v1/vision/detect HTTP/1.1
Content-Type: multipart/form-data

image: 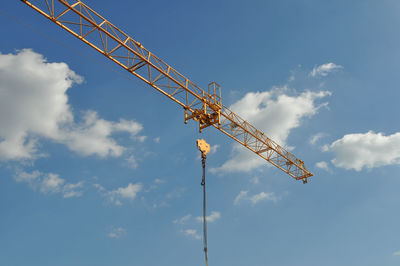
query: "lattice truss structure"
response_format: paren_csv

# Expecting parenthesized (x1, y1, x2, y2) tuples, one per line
(21, 0, 313, 182)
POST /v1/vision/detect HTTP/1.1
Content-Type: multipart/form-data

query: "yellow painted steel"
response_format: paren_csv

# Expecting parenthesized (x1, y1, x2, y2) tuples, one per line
(197, 139, 210, 157)
(21, 0, 313, 182)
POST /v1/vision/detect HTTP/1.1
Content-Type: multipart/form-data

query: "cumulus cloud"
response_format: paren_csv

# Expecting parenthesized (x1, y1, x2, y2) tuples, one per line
(14, 170, 84, 198)
(309, 62, 343, 77)
(212, 89, 331, 173)
(323, 131, 400, 171)
(62, 112, 143, 158)
(195, 211, 221, 223)
(234, 190, 279, 205)
(107, 227, 127, 239)
(0, 49, 144, 161)
(108, 183, 142, 205)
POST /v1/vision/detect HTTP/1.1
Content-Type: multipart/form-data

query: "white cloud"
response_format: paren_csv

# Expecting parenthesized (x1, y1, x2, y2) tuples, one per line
(196, 211, 221, 223)
(125, 155, 138, 169)
(93, 183, 105, 192)
(250, 192, 278, 205)
(108, 183, 142, 205)
(315, 161, 331, 172)
(0, 49, 144, 160)
(250, 176, 260, 184)
(309, 62, 343, 77)
(40, 173, 65, 194)
(393, 250, 400, 256)
(107, 227, 126, 239)
(154, 178, 165, 184)
(181, 229, 201, 240)
(14, 170, 41, 183)
(166, 188, 186, 199)
(324, 131, 400, 171)
(62, 182, 84, 198)
(113, 119, 143, 136)
(234, 191, 249, 205)
(173, 214, 192, 225)
(0, 49, 77, 160)
(63, 112, 143, 158)
(144, 178, 166, 193)
(212, 89, 331, 173)
(136, 135, 147, 142)
(153, 137, 161, 143)
(14, 170, 84, 198)
(234, 190, 279, 205)
(209, 144, 220, 154)
(309, 133, 326, 145)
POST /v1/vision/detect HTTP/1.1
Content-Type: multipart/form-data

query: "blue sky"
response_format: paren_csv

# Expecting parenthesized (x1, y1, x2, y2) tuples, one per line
(1, 0, 400, 265)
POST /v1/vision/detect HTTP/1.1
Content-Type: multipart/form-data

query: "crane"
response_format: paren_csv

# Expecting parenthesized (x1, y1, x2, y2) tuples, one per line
(20, 0, 313, 183)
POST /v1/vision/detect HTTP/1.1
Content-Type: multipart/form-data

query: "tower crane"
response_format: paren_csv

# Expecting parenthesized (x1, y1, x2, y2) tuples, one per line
(20, 0, 313, 183)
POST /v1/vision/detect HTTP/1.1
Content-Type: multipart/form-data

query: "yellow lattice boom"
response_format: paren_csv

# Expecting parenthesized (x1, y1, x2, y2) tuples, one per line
(21, 0, 313, 183)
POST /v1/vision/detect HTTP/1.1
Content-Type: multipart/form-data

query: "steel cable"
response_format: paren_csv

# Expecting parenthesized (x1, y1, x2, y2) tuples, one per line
(201, 154, 208, 266)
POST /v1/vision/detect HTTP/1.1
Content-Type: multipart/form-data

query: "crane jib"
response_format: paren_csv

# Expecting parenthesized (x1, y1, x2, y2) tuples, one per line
(21, 0, 313, 183)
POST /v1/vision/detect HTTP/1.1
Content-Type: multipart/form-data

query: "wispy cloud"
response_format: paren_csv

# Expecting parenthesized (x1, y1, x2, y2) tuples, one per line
(173, 214, 192, 225)
(14, 170, 84, 198)
(63, 182, 84, 198)
(107, 227, 127, 239)
(181, 229, 201, 240)
(14, 170, 41, 183)
(144, 178, 166, 193)
(209, 144, 220, 155)
(234, 190, 280, 205)
(309, 62, 343, 77)
(309, 133, 326, 145)
(250, 176, 260, 184)
(93, 183, 105, 192)
(393, 250, 400, 256)
(166, 188, 186, 200)
(250, 192, 278, 205)
(195, 211, 221, 223)
(315, 161, 331, 172)
(108, 183, 142, 206)
(125, 155, 138, 169)
(234, 191, 249, 205)
(40, 173, 65, 194)
(154, 178, 165, 184)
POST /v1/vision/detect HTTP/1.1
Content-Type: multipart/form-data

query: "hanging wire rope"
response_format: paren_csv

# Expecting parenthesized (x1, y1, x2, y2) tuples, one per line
(197, 139, 210, 266)
(201, 153, 208, 266)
